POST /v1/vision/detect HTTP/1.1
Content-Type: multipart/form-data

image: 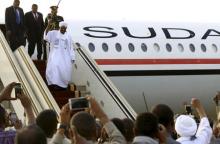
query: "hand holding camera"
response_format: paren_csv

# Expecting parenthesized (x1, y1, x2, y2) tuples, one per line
(0, 82, 20, 102)
(9, 112, 22, 129)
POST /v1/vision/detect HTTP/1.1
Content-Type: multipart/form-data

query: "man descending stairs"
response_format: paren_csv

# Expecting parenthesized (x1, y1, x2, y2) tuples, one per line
(33, 60, 90, 108)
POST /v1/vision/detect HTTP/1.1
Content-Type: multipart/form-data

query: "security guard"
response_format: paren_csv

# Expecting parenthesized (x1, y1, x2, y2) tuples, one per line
(43, 6, 64, 60)
(45, 6, 64, 31)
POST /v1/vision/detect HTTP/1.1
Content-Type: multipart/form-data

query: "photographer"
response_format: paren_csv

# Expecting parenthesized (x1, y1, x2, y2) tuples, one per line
(175, 98, 212, 144)
(50, 96, 126, 144)
(0, 82, 35, 143)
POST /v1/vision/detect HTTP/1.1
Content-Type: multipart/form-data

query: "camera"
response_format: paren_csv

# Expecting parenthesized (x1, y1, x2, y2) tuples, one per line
(14, 83, 22, 96)
(69, 97, 89, 110)
(9, 112, 18, 125)
(185, 105, 192, 115)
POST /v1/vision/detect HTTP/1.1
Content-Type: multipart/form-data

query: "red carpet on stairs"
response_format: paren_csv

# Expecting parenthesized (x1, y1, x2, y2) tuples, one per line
(33, 60, 76, 108)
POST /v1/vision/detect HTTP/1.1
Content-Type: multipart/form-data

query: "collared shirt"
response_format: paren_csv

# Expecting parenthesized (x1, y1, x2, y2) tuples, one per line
(132, 136, 159, 144)
(176, 117, 212, 144)
(0, 129, 16, 144)
(32, 12, 38, 20)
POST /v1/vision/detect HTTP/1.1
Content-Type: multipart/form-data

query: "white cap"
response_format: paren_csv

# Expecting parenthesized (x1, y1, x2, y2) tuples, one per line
(175, 115, 197, 137)
(59, 21, 68, 28)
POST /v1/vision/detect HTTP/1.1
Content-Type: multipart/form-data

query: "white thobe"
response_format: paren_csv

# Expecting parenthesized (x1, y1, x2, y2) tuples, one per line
(176, 117, 213, 144)
(45, 30, 75, 88)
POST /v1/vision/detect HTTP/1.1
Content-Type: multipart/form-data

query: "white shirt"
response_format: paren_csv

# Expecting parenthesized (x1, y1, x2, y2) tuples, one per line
(176, 117, 213, 144)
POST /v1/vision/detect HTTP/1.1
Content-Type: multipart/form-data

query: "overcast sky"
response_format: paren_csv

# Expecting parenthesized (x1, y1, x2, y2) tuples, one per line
(0, 0, 220, 23)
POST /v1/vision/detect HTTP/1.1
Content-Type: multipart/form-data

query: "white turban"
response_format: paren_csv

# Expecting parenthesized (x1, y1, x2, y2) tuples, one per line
(59, 21, 68, 28)
(175, 115, 197, 137)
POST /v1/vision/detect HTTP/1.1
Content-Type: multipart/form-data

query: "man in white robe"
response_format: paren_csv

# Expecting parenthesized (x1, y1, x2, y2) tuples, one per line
(44, 22, 75, 88)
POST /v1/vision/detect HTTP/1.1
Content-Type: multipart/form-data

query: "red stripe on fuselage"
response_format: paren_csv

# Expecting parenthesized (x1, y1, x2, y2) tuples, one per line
(95, 59, 220, 65)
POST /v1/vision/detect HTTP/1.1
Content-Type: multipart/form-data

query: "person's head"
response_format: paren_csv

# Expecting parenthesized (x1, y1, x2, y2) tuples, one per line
(13, 0, 20, 8)
(59, 22, 67, 34)
(111, 118, 126, 136)
(122, 118, 134, 142)
(15, 124, 47, 144)
(134, 112, 159, 138)
(31, 4, 38, 13)
(175, 115, 197, 137)
(0, 105, 9, 129)
(36, 109, 58, 138)
(70, 111, 96, 141)
(50, 6, 58, 15)
(151, 104, 174, 132)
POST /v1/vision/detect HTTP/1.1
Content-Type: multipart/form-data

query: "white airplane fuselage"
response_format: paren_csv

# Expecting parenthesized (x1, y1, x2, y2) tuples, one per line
(68, 21, 220, 118)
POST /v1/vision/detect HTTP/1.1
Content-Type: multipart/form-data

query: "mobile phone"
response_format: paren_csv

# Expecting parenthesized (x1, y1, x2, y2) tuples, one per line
(14, 83, 22, 96)
(185, 105, 192, 114)
(9, 112, 18, 125)
(69, 97, 89, 110)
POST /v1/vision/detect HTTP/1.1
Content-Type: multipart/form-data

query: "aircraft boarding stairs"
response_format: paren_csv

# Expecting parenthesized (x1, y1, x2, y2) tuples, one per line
(33, 60, 90, 108)
(0, 29, 137, 122)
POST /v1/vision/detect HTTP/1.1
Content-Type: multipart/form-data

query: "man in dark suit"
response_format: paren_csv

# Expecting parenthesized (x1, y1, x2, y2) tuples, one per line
(25, 4, 44, 60)
(5, 0, 26, 52)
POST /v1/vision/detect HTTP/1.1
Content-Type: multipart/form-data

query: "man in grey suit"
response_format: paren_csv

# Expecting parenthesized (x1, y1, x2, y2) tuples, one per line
(5, 0, 26, 51)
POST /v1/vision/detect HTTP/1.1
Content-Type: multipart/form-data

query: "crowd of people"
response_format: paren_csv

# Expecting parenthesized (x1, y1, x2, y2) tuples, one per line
(5, 0, 75, 89)
(0, 82, 220, 144)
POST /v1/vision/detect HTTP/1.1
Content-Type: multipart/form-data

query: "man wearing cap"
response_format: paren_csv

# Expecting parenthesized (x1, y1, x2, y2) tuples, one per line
(43, 6, 64, 60)
(45, 6, 64, 31)
(5, 0, 26, 51)
(175, 98, 212, 144)
(44, 22, 75, 89)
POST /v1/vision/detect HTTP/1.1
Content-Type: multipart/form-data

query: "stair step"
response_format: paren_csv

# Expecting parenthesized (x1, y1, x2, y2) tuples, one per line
(69, 84, 87, 92)
(79, 91, 91, 97)
(76, 85, 87, 91)
(33, 60, 46, 71)
(33, 60, 88, 109)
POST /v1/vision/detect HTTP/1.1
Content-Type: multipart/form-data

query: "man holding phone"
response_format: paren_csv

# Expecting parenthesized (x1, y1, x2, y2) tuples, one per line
(0, 82, 35, 125)
(50, 96, 126, 144)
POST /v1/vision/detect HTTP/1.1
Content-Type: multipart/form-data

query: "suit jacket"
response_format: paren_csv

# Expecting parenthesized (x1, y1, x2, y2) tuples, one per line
(5, 6, 25, 51)
(5, 6, 25, 35)
(25, 11, 44, 42)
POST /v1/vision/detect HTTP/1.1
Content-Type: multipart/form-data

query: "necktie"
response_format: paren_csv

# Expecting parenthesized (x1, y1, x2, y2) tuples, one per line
(34, 13, 37, 21)
(15, 9, 20, 24)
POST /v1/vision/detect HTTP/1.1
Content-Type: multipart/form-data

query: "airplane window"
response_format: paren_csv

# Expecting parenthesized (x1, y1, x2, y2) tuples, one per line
(153, 43, 160, 52)
(88, 43, 95, 52)
(189, 44, 195, 52)
(128, 43, 135, 52)
(212, 44, 218, 52)
(115, 43, 122, 52)
(166, 43, 172, 52)
(177, 43, 184, 52)
(201, 44, 207, 52)
(102, 43, 108, 52)
(75, 42, 81, 48)
(141, 43, 147, 52)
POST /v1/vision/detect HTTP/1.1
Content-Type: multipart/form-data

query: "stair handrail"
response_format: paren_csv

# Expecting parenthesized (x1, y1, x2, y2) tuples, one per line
(74, 44, 137, 120)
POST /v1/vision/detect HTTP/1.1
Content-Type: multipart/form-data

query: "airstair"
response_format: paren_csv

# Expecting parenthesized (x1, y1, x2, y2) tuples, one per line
(0, 30, 137, 121)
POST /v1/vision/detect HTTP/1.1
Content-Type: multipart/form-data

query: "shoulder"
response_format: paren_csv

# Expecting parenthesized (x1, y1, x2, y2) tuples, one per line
(25, 11, 31, 15)
(38, 12, 43, 16)
(6, 6, 13, 11)
(18, 7, 23, 12)
(57, 15, 64, 20)
(48, 30, 58, 35)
